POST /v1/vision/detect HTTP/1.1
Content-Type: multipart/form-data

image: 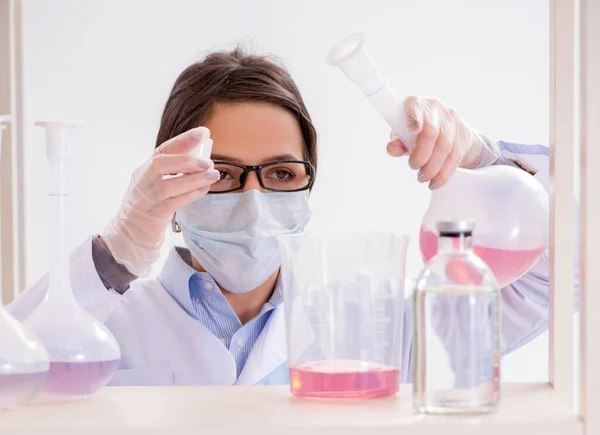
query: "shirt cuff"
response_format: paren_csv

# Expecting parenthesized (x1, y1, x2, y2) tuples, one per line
(91, 235, 137, 294)
(477, 132, 537, 175)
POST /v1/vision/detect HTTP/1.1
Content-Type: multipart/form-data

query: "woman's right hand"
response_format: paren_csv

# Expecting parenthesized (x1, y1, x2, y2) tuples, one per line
(101, 127, 220, 278)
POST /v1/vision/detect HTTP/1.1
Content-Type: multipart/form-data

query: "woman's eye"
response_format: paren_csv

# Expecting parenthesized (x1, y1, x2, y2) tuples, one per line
(268, 168, 295, 181)
(212, 169, 236, 185)
(217, 170, 232, 180)
(275, 170, 292, 180)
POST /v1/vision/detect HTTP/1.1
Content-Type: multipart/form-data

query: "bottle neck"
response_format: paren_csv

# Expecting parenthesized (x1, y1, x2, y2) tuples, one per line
(437, 233, 473, 253)
(45, 157, 74, 304)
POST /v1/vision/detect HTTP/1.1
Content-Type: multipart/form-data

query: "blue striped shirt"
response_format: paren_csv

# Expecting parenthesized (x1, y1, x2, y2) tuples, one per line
(157, 247, 282, 378)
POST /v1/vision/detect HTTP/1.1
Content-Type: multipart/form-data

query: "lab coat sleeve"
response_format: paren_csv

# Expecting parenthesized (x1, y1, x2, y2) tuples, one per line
(400, 142, 579, 384)
(495, 143, 579, 354)
(6, 236, 121, 323)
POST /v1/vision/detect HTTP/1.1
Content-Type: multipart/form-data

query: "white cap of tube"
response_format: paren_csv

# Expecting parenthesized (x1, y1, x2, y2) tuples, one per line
(35, 120, 83, 160)
(187, 126, 213, 161)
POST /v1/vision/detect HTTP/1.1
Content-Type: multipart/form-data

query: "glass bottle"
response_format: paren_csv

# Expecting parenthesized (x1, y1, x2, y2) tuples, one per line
(413, 220, 500, 414)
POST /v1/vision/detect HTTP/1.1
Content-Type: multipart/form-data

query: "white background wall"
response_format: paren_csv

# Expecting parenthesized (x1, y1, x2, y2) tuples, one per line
(18, 0, 561, 382)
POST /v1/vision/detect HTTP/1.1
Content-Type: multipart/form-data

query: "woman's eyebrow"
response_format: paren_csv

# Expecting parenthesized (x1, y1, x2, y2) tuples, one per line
(259, 154, 301, 164)
(211, 153, 302, 164)
(210, 153, 242, 163)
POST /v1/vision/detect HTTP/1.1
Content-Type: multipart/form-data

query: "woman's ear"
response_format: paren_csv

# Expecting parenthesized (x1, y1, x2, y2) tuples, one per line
(171, 213, 181, 233)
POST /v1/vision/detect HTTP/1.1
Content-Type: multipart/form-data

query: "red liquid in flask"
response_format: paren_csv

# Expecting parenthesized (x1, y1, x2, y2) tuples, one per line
(41, 360, 119, 397)
(419, 228, 545, 288)
(290, 360, 399, 399)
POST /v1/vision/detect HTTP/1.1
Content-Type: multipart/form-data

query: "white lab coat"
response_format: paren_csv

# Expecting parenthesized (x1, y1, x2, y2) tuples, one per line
(7, 143, 573, 387)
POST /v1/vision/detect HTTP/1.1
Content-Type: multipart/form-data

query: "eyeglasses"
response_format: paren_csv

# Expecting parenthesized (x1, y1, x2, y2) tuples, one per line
(210, 160, 316, 194)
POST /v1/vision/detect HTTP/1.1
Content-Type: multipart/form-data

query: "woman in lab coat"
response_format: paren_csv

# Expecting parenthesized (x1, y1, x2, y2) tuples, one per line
(7, 48, 575, 386)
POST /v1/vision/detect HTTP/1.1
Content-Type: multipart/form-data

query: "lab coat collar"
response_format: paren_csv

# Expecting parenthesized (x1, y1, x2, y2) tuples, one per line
(157, 246, 209, 320)
(157, 246, 284, 319)
(236, 305, 287, 385)
(157, 247, 288, 385)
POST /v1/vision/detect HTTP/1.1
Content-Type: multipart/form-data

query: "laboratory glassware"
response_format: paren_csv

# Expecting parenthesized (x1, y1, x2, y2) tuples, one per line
(23, 120, 121, 402)
(328, 33, 549, 288)
(419, 166, 547, 288)
(0, 116, 50, 409)
(278, 231, 408, 399)
(413, 220, 500, 414)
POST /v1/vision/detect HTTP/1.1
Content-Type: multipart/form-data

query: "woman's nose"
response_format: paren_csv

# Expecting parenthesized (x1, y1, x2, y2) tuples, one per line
(242, 171, 264, 192)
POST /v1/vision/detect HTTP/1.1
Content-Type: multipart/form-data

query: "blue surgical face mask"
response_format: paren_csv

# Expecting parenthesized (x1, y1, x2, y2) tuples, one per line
(176, 190, 312, 293)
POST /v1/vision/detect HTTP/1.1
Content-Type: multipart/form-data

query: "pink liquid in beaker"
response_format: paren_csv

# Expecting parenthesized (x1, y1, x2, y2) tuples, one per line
(0, 371, 47, 408)
(41, 360, 119, 397)
(419, 227, 545, 288)
(289, 360, 399, 399)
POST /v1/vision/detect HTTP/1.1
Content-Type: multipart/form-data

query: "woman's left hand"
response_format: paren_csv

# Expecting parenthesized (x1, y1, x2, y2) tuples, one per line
(386, 96, 485, 189)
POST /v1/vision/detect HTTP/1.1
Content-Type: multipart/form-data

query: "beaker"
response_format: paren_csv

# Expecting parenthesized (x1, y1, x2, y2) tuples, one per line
(413, 220, 500, 414)
(22, 120, 121, 402)
(0, 116, 50, 409)
(328, 33, 549, 288)
(278, 231, 408, 399)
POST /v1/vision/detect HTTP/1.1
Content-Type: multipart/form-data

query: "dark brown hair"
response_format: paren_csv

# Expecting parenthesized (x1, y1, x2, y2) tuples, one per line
(155, 47, 318, 171)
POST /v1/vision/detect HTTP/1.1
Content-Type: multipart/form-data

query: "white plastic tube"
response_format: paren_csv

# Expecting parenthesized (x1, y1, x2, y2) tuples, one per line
(327, 33, 416, 148)
(186, 126, 213, 161)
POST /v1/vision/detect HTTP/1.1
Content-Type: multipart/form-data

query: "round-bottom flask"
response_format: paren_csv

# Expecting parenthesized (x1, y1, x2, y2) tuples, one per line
(327, 33, 549, 288)
(420, 165, 548, 288)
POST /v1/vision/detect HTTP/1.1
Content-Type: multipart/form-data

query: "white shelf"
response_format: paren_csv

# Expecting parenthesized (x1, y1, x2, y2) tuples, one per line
(0, 383, 581, 435)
